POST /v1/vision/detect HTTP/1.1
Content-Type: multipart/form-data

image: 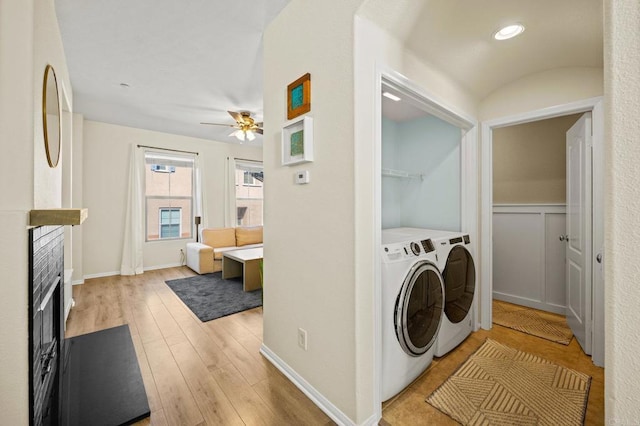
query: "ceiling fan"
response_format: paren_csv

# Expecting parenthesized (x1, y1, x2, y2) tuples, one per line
(200, 111, 263, 141)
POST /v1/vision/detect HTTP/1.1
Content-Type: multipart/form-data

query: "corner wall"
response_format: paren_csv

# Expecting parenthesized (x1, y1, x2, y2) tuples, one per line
(0, 0, 71, 422)
(262, 0, 363, 422)
(604, 0, 640, 422)
(81, 120, 262, 277)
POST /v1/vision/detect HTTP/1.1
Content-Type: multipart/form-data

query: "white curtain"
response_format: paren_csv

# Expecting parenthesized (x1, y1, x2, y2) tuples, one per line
(194, 154, 208, 237)
(224, 156, 237, 227)
(120, 145, 145, 275)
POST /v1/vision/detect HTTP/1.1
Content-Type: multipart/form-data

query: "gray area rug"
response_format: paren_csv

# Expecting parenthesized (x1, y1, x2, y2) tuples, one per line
(165, 272, 262, 322)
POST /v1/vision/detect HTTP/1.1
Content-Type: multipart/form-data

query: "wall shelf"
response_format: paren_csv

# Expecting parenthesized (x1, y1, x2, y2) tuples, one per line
(30, 208, 88, 226)
(381, 168, 423, 180)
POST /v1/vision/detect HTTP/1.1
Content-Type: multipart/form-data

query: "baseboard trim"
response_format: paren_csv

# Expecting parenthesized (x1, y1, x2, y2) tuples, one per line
(64, 297, 74, 322)
(493, 292, 565, 315)
(143, 262, 183, 271)
(83, 263, 185, 281)
(260, 344, 356, 426)
(72, 279, 85, 286)
(83, 270, 120, 280)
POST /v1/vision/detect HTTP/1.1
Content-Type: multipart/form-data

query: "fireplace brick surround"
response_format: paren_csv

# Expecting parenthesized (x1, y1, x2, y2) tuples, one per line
(29, 225, 64, 426)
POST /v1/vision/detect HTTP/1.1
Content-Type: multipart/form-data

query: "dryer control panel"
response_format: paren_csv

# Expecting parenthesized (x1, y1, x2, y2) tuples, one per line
(382, 239, 435, 263)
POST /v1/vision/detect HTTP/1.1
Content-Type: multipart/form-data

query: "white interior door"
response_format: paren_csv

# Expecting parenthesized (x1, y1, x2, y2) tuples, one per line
(565, 113, 592, 355)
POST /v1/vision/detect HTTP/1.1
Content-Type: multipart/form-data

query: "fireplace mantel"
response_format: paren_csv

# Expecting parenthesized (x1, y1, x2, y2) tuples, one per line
(29, 208, 88, 226)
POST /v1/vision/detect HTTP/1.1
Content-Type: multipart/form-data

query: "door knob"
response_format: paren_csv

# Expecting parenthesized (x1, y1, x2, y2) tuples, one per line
(559, 234, 569, 241)
(596, 253, 603, 264)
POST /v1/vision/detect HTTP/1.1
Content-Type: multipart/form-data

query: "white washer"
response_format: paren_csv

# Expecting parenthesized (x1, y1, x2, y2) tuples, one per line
(383, 228, 477, 357)
(381, 229, 445, 401)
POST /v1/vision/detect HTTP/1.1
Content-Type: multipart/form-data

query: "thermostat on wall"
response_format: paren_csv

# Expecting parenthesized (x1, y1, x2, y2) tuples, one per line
(295, 170, 310, 184)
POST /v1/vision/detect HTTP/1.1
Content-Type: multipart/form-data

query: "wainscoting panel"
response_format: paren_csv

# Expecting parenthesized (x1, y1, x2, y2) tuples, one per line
(493, 205, 566, 315)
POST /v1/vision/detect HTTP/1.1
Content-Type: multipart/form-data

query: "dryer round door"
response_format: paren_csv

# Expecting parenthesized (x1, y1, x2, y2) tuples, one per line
(442, 245, 476, 323)
(394, 261, 444, 356)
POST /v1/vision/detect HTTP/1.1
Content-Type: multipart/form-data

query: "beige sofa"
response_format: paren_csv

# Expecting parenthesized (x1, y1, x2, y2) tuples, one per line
(186, 226, 263, 274)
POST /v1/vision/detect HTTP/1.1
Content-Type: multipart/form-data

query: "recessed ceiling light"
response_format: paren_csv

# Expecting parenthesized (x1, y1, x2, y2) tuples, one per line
(493, 23, 525, 41)
(382, 92, 401, 102)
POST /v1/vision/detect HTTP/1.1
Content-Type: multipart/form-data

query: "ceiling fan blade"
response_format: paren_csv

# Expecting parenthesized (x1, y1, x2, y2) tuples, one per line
(200, 122, 235, 127)
(254, 122, 263, 128)
(255, 128, 264, 135)
(228, 111, 245, 124)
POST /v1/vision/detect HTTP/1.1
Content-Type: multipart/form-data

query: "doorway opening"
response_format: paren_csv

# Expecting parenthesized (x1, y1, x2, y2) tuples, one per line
(374, 70, 479, 410)
(492, 113, 580, 314)
(480, 97, 604, 367)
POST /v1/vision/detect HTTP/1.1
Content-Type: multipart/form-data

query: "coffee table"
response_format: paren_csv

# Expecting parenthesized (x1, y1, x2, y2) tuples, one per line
(222, 247, 263, 292)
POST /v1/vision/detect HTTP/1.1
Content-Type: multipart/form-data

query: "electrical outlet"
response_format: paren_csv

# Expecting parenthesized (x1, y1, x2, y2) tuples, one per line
(298, 328, 308, 351)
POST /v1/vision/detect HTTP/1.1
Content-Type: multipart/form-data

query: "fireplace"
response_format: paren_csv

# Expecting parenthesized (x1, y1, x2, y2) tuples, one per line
(29, 226, 64, 426)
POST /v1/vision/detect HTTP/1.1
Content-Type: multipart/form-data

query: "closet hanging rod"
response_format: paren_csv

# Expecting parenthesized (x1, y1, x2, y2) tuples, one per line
(137, 145, 198, 156)
(229, 157, 262, 163)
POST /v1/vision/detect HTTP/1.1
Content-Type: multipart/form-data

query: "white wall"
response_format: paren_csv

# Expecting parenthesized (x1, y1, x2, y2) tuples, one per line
(479, 67, 603, 121)
(382, 116, 461, 231)
(81, 120, 261, 277)
(604, 0, 640, 422)
(493, 114, 580, 204)
(263, 0, 364, 422)
(0, 0, 71, 422)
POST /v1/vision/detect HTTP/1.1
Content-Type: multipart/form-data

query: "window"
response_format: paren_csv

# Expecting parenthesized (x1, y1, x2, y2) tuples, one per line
(145, 151, 195, 241)
(159, 208, 181, 238)
(235, 161, 263, 226)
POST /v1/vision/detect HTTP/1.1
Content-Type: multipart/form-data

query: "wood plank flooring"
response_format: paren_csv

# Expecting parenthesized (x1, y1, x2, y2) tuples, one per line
(381, 304, 605, 425)
(65, 267, 333, 426)
(66, 267, 604, 425)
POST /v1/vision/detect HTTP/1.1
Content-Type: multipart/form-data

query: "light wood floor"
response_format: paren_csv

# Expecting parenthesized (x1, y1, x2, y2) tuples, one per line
(66, 267, 604, 425)
(65, 267, 334, 426)
(381, 303, 605, 425)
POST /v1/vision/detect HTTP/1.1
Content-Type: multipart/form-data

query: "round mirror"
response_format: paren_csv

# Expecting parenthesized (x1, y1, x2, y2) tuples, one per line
(42, 65, 61, 168)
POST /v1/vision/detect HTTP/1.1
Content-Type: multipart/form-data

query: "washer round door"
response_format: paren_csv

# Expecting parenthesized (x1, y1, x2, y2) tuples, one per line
(442, 245, 476, 323)
(395, 261, 444, 356)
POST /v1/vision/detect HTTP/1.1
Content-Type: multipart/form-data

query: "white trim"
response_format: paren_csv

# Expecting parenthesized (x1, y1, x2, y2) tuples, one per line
(83, 270, 120, 280)
(260, 344, 356, 426)
(479, 96, 605, 363)
(493, 204, 566, 214)
(493, 293, 566, 315)
(143, 262, 183, 271)
(483, 96, 603, 129)
(591, 100, 605, 367)
(83, 262, 183, 281)
(374, 65, 479, 414)
(64, 297, 74, 321)
(72, 279, 85, 286)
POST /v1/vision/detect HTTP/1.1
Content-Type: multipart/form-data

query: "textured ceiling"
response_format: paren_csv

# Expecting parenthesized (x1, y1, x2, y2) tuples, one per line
(55, 0, 290, 146)
(56, 0, 603, 145)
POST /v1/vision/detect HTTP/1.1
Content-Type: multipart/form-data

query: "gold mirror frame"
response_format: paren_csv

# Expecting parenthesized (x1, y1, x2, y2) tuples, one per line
(42, 64, 61, 168)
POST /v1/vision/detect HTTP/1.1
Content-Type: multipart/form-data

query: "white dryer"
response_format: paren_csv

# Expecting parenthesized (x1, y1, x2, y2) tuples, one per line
(424, 229, 476, 357)
(381, 229, 445, 401)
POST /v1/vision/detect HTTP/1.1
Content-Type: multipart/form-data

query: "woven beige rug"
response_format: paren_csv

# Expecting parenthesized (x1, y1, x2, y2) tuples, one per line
(493, 300, 573, 345)
(427, 339, 590, 426)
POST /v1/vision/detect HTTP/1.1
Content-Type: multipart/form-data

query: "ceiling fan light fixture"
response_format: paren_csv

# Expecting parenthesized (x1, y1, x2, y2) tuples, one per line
(246, 130, 256, 141)
(233, 129, 245, 141)
(493, 23, 525, 40)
